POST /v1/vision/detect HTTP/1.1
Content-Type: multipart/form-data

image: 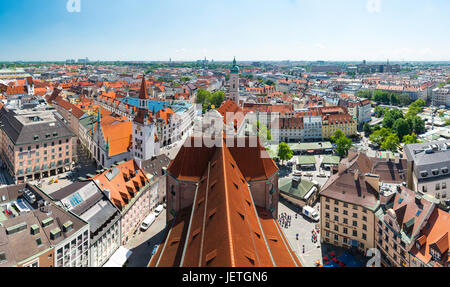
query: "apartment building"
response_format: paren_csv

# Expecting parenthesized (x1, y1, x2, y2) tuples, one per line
(0, 183, 89, 267)
(431, 86, 450, 108)
(50, 180, 121, 267)
(0, 107, 75, 183)
(347, 98, 371, 126)
(409, 207, 450, 267)
(375, 186, 435, 267)
(93, 160, 155, 244)
(322, 113, 357, 139)
(141, 154, 171, 211)
(405, 140, 450, 204)
(320, 151, 407, 254)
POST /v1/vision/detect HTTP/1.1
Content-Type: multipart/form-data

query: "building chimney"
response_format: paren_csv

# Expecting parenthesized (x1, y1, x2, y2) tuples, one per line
(353, 169, 359, 181)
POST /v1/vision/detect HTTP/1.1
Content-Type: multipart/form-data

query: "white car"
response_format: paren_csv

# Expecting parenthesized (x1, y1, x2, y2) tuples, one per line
(154, 205, 164, 217)
(140, 213, 156, 231)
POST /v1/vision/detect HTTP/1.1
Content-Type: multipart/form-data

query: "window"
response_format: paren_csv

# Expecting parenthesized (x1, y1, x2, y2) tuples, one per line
(362, 233, 367, 240)
(363, 224, 367, 231)
(325, 212, 330, 219)
(353, 220, 358, 227)
(343, 227, 348, 234)
(334, 215, 339, 221)
(343, 218, 348, 224)
(0, 252, 6, 263)
(352, 230, 357, 237)
(353, 213, 358, 218)
(343, 203, 348, 208)
(436, 184, 440, 191)
(325, 222, 330, 228)
(343, 210, 348, 215)
(362, 216, 367, 222)
(325, 204, 330, 210)
(334, 207, 339, 213)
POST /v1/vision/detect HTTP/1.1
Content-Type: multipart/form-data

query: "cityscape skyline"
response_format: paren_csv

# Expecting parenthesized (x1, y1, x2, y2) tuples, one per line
(0, 0, 449, 62)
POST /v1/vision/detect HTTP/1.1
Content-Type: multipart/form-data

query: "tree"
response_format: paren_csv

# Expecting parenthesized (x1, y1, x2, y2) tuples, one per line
(363, 122, 372, 135)
(446, 119, 450, 126)
(277, 142, 293, 164)
(411, 116, 425, 135)
(383, 109, 403, 129)
(369, 128, 392, 146)
(374, 106, 387, 118)
(406, 99, 425, 117)
(356, 90, 372, 99)
(393, 118, 411, 141)
(265, 79, 275, 86)
(336, 136, 353, 157)
(403, 133, 420, 144)
(381, 133, 400, 152)
(398, 94, 411, 106)
(330, 130, 345, 143)
(195, 89, 225, 113)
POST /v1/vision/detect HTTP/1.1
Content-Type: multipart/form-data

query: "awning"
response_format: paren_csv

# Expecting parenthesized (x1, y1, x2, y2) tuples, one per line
(103, 246, 132, 267)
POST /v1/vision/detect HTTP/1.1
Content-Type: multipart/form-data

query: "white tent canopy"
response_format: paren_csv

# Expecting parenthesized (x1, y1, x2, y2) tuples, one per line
(103, 246, 133, 267)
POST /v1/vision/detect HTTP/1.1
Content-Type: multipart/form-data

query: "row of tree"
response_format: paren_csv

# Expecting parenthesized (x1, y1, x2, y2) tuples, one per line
(364, 99, 426, 151)
(195, 89, 226, 113)
(356, 90, 412, 106)
(276, 130, 354, 165)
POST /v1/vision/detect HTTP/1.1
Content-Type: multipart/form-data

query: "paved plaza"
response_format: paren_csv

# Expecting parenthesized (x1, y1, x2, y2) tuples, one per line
(278, 200, 323, 267)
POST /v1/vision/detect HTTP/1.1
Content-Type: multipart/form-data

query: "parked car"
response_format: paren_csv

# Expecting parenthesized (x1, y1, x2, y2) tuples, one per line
(154, 205, 164, 217)
(140, 213, 156, 231)
(302, 206, 319, 222)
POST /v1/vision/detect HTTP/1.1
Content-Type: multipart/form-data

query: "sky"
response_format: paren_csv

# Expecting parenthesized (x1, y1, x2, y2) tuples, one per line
(0, 0, 449, 62)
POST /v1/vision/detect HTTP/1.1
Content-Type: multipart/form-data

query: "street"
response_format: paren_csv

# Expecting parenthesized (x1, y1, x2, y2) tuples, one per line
(125, 209, 168, 267)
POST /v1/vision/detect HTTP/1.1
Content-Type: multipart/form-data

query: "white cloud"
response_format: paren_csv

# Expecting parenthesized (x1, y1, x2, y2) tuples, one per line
(315, 43, 326, 49)
(366, 0, 381, 13)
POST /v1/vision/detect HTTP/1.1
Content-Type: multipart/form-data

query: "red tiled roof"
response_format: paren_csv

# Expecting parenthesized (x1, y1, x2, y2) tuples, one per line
(152, 137, 300, 267)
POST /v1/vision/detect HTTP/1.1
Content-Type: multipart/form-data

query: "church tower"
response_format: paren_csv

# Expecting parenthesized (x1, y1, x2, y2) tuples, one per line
(132, 75, 160, 168)
(229, 57, 240, 105)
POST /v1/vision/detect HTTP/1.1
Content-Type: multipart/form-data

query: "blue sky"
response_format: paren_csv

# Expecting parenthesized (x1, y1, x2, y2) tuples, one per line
(0, 0, 449, 61)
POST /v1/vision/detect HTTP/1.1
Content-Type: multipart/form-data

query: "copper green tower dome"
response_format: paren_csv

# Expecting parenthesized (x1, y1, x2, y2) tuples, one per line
(230, 57, 240, 74)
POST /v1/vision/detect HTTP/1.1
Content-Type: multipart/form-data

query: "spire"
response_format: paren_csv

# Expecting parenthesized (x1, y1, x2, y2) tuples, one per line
(139, 74, 148, 100)
(233, 57, 236, 66)
(106, 136, 109, 150)
(97, 108, 101, 128)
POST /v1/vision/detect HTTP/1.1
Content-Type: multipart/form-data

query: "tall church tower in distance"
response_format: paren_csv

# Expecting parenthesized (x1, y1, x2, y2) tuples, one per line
(229, 57, 240, 105)
(132, 75, 160, 168)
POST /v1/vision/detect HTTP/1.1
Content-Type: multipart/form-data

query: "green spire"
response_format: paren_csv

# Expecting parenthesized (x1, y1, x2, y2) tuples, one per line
(230, 57, 239, 74)
(97, 108, 101, 129)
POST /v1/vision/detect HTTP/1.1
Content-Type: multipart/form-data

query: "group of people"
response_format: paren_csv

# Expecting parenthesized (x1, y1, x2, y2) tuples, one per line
(278, 212, 292, 229)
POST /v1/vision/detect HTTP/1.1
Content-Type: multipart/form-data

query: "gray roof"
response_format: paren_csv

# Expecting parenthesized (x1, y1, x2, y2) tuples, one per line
(50, 180, 120, 241)
(0, 107, 74, 146)
(0, 183, 88, 266)
(404, 140, 450, 180)
(141, 154, 171, 178)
